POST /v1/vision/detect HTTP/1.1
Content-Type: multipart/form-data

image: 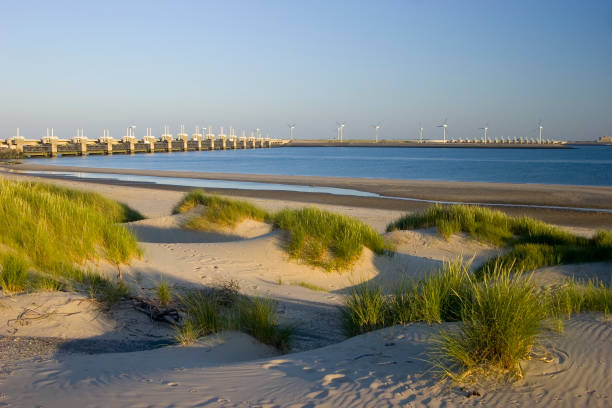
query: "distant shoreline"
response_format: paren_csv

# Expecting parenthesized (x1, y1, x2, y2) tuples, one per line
(286, 140, 575, 149)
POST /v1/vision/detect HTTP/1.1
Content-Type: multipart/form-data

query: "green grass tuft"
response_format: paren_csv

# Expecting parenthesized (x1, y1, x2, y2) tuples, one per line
(174, 286, 293, 351)
(156, 279, 172, 306)
(341, 258, 611, 380)
(0, 178, 141, 290)
(434, 266, 543, 380)
(175, 189, 270, 230)
(341, 283, 387, 336)
(179, 290, 221, 337)
(0, 253, 29, 293)
(236, 297, 294, 352)
(387, 204, 612, 274)
(273, 207, 390, 271)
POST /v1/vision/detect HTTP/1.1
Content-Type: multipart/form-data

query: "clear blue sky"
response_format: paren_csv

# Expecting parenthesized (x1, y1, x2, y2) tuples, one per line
(1, 0, 611, 141)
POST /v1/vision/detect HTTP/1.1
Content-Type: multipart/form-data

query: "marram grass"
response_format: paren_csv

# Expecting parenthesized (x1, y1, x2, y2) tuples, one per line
(387, 204, 612, 274)
(174, 287, 293, 351)
(0, 178, 142, 296)
(173, 191, 391, 271)
(273, 207, 391, 271)
(175, 189, 270, 230)
(341, 258, 612, 380)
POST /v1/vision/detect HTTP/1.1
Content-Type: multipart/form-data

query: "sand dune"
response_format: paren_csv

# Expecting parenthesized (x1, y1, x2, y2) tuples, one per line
(1, 177, 610, 407)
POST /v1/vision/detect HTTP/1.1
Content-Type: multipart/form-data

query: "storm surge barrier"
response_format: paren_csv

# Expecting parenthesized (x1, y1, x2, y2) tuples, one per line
(3, 135, 289, 158)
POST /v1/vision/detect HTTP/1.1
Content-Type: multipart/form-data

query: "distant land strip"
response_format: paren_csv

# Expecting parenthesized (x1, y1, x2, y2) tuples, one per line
(287, 140, 572, 148)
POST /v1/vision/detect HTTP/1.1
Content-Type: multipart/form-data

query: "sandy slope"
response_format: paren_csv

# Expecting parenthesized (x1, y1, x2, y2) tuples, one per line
(1, 315, 609, 408)
(0, 177, 610, 407)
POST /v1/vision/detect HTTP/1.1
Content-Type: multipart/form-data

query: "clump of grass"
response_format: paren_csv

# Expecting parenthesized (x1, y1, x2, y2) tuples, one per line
(434, 267, 544, 381)
(0, 179, 142, 295)
(341, 257, 611, 381)
(174, 189, 269, 230)
(342, 258, 471, 335)
(174, 321, 200, 346)
(84, 271, 130, 308)
(173, 189, 208, 214)
(236, 297, 294, 351)
(30, 273, 64, 292)
(175, 192, 393, 272)
(387, 204, 612, 273)
(179, 290, 221, 337)
(545, 278, 611, 319)
(341, 283, 387, 336)
(0, 253, 29, 293)
(273, 207, 390, 271)
(156, 279, 172, 307)
(174, 285, 293, 351)
(0, 179, 142, 285)
(387, 204, 513, 245)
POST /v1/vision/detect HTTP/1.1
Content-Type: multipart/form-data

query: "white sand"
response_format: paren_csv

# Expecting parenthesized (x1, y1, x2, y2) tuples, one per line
(2, 315, 609, 407)
(0, 176, 610, 407)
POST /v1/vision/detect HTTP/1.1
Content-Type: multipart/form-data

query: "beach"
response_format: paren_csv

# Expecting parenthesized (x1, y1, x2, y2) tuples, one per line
(0, 169, 610, 407)
(4, 162, 612, 229)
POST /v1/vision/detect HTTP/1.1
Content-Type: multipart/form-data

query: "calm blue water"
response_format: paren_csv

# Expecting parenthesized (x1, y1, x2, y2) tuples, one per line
(30, 146, 612, 186)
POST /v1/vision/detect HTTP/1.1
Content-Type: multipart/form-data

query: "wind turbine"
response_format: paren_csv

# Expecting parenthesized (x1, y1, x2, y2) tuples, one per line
(336, 122, 345, 142)
(479, 123, 489, 143)
(288, 123, 296, 140)
(437, 119, 448, 143)
(537, 120, 543, 144)
(372, 122, 382, 143)
(418, 124, 424, 143)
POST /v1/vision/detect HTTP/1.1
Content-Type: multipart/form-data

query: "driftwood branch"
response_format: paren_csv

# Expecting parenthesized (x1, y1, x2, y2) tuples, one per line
(130, 296, 181, 325)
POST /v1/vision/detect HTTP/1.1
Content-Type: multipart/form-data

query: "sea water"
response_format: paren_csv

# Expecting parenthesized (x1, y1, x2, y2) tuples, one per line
(29, 145, 612, 186)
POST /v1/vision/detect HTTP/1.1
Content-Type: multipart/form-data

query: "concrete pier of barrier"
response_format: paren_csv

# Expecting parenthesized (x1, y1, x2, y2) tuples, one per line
(13, 135, 288, 158)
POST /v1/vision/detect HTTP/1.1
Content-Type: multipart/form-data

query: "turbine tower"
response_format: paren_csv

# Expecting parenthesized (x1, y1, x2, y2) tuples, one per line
(418, 125, 424, 143)
(336, 122, 345, 142)
(479, 124, 489, 143)
(537, 120, 543, 144)
(372, 122, 381, 143)
(288, 123, 296, 140)
(437, 119, 448, 143)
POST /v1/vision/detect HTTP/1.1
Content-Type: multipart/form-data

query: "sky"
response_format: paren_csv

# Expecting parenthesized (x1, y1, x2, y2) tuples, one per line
(1, 0, 611, 141)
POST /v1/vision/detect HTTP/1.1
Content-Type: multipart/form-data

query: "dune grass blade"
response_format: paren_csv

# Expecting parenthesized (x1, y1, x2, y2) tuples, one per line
(273, 207, 390, 271)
